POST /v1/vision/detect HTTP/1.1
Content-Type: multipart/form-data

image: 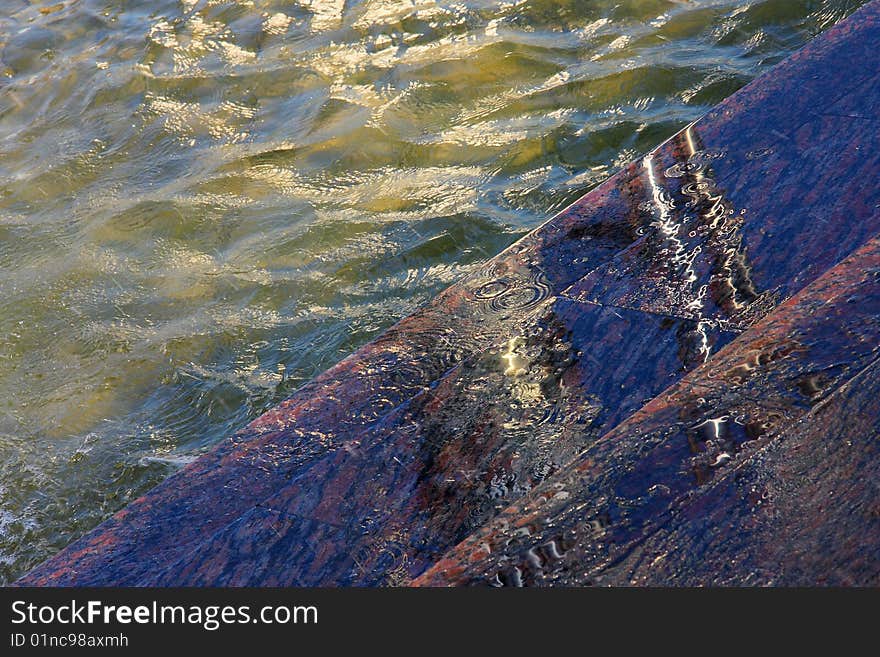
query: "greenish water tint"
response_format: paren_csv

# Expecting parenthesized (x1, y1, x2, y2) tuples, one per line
(0, 0, 866, 582)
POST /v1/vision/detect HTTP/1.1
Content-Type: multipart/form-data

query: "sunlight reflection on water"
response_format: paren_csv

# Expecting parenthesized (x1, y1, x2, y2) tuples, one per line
(0, 0, 865, 582)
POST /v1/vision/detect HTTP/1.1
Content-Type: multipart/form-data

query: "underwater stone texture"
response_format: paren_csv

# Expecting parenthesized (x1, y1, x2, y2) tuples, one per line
(18, 0, 880, 586)
(416, 236, 880, 586)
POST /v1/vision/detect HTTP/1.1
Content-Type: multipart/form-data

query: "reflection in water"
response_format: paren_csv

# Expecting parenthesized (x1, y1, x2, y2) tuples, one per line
(632, 123, 770, 328)
(406, 306, 588, 568)
(0, 0, 866, 582)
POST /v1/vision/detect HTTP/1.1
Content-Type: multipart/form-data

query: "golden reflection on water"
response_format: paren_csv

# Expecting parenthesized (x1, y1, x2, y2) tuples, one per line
(0, 0, 865, 581)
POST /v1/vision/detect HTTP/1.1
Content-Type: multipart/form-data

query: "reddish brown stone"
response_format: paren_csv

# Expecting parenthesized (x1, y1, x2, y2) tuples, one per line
(415, 236, 880, 586)
(17, 0, 880, 587)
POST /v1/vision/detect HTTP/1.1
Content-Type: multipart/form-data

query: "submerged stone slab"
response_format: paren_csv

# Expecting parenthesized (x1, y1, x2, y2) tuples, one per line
(123, 299, 735, 586)
(415, 235, 880, 586)
(18, 0, 880, 586)
(599, 359, 880, 586)
(17, 165, 653, 586)
(565, 117, 880, 329)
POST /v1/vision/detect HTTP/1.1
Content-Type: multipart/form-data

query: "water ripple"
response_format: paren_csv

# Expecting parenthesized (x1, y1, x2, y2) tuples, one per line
(0, 0, 867, 583)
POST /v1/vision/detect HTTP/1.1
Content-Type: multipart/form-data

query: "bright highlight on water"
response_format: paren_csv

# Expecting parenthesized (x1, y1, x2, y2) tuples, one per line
(0, 0, 865, 583)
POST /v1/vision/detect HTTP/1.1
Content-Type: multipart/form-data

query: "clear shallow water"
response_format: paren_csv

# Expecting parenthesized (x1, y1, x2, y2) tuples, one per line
(0, 0, 865, 583)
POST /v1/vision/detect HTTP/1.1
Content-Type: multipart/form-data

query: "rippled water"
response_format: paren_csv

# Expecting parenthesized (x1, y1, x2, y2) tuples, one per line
(0, 0, 865, 583)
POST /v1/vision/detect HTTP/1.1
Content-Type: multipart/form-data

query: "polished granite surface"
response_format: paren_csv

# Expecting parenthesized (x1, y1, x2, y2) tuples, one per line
(19, 0, 880, 586)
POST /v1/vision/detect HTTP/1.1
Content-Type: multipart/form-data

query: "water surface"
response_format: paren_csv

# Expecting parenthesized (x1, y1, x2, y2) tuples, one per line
(0, 0, 865, 582)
